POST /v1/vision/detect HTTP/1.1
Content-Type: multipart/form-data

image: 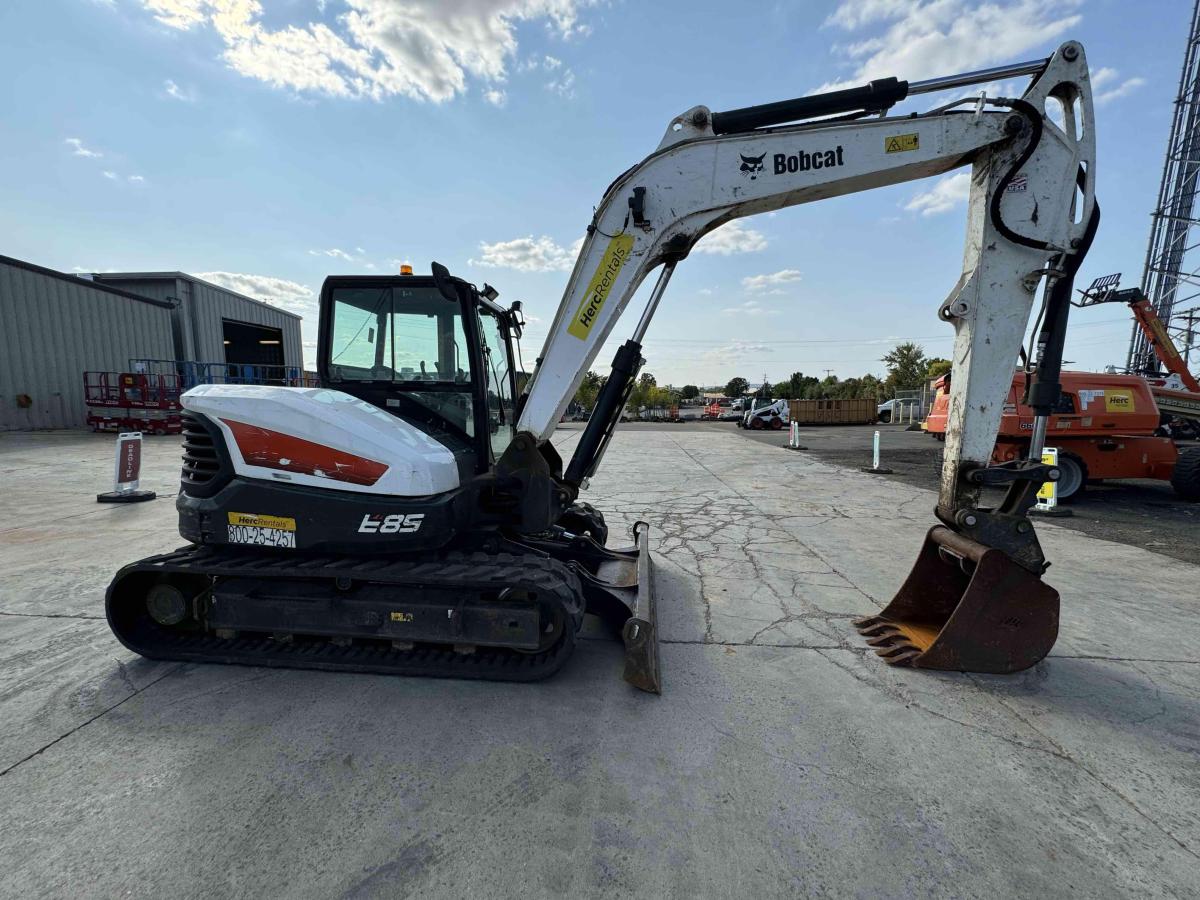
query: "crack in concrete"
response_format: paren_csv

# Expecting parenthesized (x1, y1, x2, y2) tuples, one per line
(815, 648, 1074, 759)
(661, 435, 880, 650)
(0, 664, 181, 780)
(0, 611, 105, 621)
(970, 673, 1200, 861)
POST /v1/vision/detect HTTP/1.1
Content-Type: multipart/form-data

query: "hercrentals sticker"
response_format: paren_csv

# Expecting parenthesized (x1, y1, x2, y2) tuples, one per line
(567, 234, 634, 340)
(227, 512, 297, 549)
(228, 512, 295, 531)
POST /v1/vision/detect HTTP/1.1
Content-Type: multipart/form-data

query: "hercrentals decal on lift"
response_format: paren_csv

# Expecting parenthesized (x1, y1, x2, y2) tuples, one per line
(568, 233, 635, 340)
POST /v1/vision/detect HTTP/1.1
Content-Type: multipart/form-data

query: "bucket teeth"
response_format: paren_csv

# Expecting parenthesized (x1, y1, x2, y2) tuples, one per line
(873, 638, 917, 657)
(858, 621, 901, 638)
(877, 647, 921, 666)
(865, 630, 905, 648)
(852, 615, 884, 632)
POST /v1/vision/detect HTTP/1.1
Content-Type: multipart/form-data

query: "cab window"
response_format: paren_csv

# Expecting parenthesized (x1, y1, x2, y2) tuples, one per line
(477, 309, 514, 459)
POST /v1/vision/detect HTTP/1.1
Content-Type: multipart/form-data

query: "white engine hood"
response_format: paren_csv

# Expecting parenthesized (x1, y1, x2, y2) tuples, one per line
(183, 384, 462, 497)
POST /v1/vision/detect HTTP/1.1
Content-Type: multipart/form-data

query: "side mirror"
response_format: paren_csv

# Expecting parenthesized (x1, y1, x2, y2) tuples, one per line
(509, 300, 525, 338)
(431, 261, 458, 302)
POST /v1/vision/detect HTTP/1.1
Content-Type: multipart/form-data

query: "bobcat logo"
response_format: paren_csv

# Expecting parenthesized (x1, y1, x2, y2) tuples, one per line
(739, 153, 766, 180)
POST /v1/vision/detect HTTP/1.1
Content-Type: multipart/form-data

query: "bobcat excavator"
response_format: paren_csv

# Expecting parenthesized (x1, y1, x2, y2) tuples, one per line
(108, 42, 1098, 692)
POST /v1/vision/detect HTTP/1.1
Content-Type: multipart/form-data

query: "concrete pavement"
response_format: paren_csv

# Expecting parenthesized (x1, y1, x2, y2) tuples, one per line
(1, 429, 1197, 898)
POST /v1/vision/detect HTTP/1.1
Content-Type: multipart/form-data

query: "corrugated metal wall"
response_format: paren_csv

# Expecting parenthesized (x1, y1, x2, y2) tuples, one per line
(0, 260, 176, 430)
(94, 275, 303, 368)
(188, 278, 304, 366)
(91, 276, 192, 363)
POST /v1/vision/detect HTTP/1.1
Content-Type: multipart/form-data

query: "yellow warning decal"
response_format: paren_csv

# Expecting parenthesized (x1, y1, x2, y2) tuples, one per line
(390, 611, 414, 623)
(567, 234, 635, 340)
(885, 133, 920, 153)
(227, 512, 296, 531)
(1036, 449, 1058, 503)
(1104, 390, 1135, 413)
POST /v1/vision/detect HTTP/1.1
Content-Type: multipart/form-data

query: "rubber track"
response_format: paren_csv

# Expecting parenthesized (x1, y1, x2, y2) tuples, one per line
(106, 546, 585, 682)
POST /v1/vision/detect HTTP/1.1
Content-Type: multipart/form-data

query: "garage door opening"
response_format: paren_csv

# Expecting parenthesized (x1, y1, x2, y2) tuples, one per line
(223, 320, 285, 368)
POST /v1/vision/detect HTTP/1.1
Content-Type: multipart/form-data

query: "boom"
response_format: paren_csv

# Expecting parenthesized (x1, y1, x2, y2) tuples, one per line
(518, 42, 1095, 525)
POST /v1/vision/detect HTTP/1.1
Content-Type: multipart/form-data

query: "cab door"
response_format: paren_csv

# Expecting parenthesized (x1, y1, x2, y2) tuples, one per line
(476, 308, 516, 461)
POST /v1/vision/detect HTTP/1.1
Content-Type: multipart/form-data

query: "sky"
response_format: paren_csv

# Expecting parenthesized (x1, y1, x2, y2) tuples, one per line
(0, 0, 1189, 387)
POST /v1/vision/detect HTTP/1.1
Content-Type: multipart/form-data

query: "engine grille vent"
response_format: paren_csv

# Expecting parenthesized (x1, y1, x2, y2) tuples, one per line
(181, 414, 221, 487)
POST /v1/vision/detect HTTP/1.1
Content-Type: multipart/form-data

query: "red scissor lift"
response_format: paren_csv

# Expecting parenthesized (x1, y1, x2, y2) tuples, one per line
(84, 372, 184, 434)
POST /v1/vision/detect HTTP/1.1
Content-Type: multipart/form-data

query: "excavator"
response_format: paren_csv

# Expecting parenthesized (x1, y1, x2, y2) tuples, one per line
(108, 42, 1098, 691)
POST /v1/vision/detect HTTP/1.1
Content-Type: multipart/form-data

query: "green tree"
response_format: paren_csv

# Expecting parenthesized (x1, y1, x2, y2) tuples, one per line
(925, 358, 952, 380)
(724, 376, 749, 398)
(680, 384, 700, 399)
(881, 342, 929, 393)
(573, 370, 605, 410)
(858, 373, 884, 399)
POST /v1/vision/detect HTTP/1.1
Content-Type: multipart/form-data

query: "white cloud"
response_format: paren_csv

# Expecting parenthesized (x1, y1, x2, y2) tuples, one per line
(820, 0, 1082, 90)
(905, 172, 970, 216)
(701, 341, 775, 364)
(484, 88, 507, 106)
(694, 221, 769, 256)
(137, 1, 592, 103)
(196, 271, 315, 313)
(163, 78, 195, 101)
(721, 299, 780, 317)
(310, 247, 357, 261)
(741, 269, 802, 292)
(1091, 66, 1117, 90)
(1092, 67, 1146, 105)
(128, 174, 145, 183)
(65, 137, 102, 158)
(102, 170, 118, 180)
(546, 67, 575, 98)
(469, 234, 583, 272)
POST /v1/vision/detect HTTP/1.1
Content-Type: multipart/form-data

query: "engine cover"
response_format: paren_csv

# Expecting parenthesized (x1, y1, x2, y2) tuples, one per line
(183, 383, 462, 496)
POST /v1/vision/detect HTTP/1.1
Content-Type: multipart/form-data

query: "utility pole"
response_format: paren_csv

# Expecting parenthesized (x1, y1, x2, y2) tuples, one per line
(1182, 309, 1199, 368)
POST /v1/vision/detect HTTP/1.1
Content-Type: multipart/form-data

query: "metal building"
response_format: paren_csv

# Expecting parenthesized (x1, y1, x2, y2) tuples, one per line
(0, 255, 176, 429)
(0, 256, 305, 430)
(91, 272, 303, 370)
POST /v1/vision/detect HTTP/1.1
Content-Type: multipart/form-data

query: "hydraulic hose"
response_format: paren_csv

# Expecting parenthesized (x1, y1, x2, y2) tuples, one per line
(989, 99, 1050, 251)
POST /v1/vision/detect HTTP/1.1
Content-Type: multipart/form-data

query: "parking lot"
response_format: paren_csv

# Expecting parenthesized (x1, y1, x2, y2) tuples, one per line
(585, 421, 1200, 566)
(2, 428, 1198, 898)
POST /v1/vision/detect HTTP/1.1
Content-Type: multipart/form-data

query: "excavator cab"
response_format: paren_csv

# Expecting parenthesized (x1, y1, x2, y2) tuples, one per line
(316, 266, 520, 477)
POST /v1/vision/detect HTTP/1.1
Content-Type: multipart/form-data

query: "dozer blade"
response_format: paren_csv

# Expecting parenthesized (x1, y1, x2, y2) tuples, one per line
(621, 521, 660, 693)
(526, 520, 660, 693)
(853, 525, 1058, 673)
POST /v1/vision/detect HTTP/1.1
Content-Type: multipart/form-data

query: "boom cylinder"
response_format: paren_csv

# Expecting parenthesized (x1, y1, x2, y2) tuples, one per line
(564, 339, 644, 486)
(711, 78, 908, 134)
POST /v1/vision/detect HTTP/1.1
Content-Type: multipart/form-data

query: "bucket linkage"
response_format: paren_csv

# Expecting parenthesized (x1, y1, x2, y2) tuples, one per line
(854, 459, 1060, 674)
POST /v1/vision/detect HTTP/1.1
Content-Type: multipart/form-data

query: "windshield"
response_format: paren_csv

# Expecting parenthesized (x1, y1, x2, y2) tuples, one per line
(327, 285, 475, 436)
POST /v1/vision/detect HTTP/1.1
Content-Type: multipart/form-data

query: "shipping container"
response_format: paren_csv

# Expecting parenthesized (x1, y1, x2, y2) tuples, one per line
(788, 398, 877, 425)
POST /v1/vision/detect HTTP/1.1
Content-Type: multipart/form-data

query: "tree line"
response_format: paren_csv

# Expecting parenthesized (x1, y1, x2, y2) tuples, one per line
(570, 342, 951, 410)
